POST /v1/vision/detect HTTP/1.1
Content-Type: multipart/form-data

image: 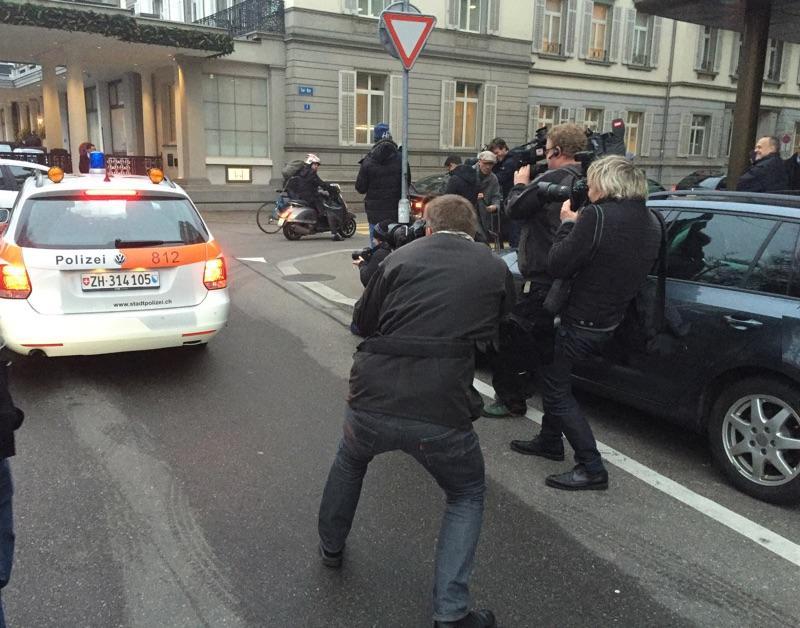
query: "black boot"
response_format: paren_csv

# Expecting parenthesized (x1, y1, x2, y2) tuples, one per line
(434, 609, 496, 627)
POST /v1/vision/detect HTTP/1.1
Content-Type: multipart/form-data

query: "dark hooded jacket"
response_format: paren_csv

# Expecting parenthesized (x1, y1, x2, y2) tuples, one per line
(736, 153, 789, 192)
(285, 164, 332, 206)
(445, 164, 479, 208)
(355, 139, 404, 224)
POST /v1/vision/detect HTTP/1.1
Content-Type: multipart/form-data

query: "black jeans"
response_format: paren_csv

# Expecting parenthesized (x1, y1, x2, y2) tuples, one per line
(490, 283, 555, 413)
(318, 407, 485, 622)
(540, 323, 611, 473)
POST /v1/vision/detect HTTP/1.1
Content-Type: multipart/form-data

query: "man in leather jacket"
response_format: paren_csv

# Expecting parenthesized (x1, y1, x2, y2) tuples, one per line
(482, 123, 587, 419)
(510, 155, 661, 490)
(318, 195, 514, 628)
(285, 154, 343, 241)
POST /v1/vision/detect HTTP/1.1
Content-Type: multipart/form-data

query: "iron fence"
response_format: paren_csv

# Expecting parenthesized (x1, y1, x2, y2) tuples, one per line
(0, 151, 73, 173)
(194, 0, 284, 37)
(105, 155, 163, 176)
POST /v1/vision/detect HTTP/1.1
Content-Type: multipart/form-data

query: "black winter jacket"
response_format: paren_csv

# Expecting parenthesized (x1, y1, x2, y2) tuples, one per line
(0, 362, 24, 460)
(736, 153, 789, 192)
(358, 242, 392, 287)
(493, 153, 520, 200)
(548, 198, 661, 329)
(785, 154, 800, 190)
(355, 140, 404, 224)
(505, 164, 582, 282)
(350, 233, 515, 430)
(445, 165, 479, 208)
(285, 164, 332, 206)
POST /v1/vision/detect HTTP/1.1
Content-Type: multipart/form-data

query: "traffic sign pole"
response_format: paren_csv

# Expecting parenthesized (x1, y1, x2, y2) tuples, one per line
(379, 4, 437, 224)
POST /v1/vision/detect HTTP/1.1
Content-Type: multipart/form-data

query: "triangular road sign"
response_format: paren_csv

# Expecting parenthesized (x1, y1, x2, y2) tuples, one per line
(383, 12, 436, 70)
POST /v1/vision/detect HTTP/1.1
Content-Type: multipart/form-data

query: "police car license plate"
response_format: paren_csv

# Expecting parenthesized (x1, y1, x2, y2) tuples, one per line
(81, 271, 160, 291)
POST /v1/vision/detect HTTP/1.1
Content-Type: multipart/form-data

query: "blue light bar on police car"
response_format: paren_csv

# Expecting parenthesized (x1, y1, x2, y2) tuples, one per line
(89, 151, 105, 174)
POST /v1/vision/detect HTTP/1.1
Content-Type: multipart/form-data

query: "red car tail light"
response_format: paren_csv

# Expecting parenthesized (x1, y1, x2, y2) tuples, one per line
(203, 257, 227, 290)
(0, 263, 31, 299)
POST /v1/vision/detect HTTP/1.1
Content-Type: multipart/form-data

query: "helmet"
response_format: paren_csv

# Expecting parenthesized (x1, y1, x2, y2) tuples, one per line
(304, 153, 321, 165)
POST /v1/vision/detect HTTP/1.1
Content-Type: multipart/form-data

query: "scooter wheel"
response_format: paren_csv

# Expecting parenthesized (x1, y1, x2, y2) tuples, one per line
(283, 224, 302, 241)
(341, 215, 357, 239)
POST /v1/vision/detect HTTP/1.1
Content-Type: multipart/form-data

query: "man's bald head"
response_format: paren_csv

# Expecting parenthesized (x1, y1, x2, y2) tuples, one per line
(755, 136, 780, 160)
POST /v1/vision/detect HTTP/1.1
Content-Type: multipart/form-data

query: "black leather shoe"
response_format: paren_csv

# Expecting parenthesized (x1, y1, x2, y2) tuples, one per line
(318, 542, 344, 568)
(331, 233, 344, 242)
(545, 464, 608, 491)
(509, 435, 565, 461)
(434, 609, 496, 627)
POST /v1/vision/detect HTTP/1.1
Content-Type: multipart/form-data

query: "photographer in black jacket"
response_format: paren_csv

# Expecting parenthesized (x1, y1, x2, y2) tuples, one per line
(510, 155, 661, 490)
(318, 195, 514, 628)
(352, 219, 393, 287)
(483, 123, 586, 418)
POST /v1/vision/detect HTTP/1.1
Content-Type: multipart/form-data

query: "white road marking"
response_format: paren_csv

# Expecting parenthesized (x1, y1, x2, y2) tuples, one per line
(472, 378, 800, 568)
(279, 250, 800, 569)
(236, 256, 267, 263)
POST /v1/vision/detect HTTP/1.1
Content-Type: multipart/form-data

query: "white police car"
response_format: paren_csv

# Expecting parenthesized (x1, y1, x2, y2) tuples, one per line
(0, 154, 230, 356)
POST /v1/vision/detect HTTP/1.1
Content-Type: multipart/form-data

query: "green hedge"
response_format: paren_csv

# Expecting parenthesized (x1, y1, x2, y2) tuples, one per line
(0, 1, 234, 55)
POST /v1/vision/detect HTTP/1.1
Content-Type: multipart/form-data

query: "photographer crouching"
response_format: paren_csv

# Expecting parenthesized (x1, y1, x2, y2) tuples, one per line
(319, 195, 514, 627)
(511, 155, 662, 490)
(483, 123, 586, 420)
(352, 219, 394, 287)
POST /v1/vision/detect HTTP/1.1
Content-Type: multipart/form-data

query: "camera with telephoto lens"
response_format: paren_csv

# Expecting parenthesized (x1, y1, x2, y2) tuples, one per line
(534, 118, 627, 209)
(383, 219, 428, 249)
(351, 247, 375, 262)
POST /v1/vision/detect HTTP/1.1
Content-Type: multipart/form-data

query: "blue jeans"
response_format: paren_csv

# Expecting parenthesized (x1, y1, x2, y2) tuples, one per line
(0, 459, 14, 628)
(368, 222, 376, 248)
(541, 323, 611, 473)
(318, 407, 485, 623)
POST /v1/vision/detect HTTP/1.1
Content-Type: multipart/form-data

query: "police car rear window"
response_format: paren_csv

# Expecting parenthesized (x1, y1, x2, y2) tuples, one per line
(14, 196, 209, 249)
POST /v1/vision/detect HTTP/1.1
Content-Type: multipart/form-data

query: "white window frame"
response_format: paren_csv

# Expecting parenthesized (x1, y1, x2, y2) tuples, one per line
(441, 81, 495, 150)
(355, 72, 387, 145)
(543, 0, 564, 55)
(457, 0, 480, 32)
(625, 110, 642, 154)
(357, 0, 385, 18)
(447, 0, 499, 34)
(688, 114, 707, 156)
(631, 13, 649, 66)
(588, 2, 610, 61)
(584, 107, 603, 132)
(453, 81, 479, 148)
(539, 104, 559, 130)
(765, 38, 784, 82)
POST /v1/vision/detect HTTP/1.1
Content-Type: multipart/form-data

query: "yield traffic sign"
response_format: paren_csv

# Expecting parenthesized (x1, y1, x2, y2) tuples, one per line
(382, 12, 436, 70)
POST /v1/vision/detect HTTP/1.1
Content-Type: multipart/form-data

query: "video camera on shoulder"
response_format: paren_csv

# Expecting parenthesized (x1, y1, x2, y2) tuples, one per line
(532, 118, 626, 209)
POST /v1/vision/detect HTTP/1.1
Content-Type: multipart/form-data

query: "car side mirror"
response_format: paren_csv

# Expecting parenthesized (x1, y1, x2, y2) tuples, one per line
(0, 209, 10, 236)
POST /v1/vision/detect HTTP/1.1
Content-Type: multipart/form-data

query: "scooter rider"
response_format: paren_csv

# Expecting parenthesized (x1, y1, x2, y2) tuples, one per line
(286, 154, 344, 241)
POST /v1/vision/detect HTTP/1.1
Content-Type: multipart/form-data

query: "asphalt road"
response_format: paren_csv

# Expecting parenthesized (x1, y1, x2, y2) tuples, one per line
(5, 212, 799, 627)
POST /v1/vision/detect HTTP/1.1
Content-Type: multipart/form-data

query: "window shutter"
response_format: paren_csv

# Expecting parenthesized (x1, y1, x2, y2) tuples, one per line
(707, 113, 721, 158)
(677, 112, 692, 157)
(602, 109, 613, 132)
(694, 25, 704, 71)
(338, 70, 356, 146)
(532, 0, 546, 53)
(650, 16, 662, 67)
(440, 80, 457, 148)
(622, 8, 635, 64)
(527, 103, 539, 138)
(712, 29, 723, 72)
(639, 111, 654, 157)
(722, 109, 733, 156)
(564, 0, 578, 57)
(390, 75, 404, 145)
(487, 0, 500, 35)
(609, 6, 623, 62)
(482, 84, 498, 145)
(446, 0, 459, 28)
(342, 0, 358, 15)
(730, 32, 741, 76)
(780, 43, 790, 82)
(575, 107, 586, 126)
(578, 0, 592, 59)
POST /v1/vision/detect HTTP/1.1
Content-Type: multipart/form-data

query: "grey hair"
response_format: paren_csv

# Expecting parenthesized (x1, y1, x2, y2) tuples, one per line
(424, 194, 478, 234)
(762, 136, 780, 152)
(587, 155, 648, 201)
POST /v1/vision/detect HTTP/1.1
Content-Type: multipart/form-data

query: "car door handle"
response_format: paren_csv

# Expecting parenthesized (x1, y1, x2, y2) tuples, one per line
(723, 314, 764, 330)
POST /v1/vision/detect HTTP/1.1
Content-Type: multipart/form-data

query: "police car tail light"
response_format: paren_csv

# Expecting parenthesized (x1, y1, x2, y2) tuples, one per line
(203, 257, 227, 290)
(0, 264, 31, 299)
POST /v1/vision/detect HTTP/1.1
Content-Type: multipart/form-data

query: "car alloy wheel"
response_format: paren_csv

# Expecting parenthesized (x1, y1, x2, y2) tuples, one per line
(721, 393, 800, 487)
(709, 377, 800, 503)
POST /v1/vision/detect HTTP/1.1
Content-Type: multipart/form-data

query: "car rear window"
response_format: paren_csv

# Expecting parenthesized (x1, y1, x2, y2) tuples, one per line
(15, 196, 209, 249)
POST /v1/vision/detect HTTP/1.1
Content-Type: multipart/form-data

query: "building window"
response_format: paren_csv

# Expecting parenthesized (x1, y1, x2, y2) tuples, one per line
(589, 2, 609, 61)
(689, 115, 708, 156)
(457, 0, 480, 32)
(631, 13, 650, 66)
(765, 39, 784, 81)
(453, 82, 479, 148)
(585, 107, 603, 132)
(356, 73, 386, 145)
(543, 0, 564, 55)
(357, 0, 384, 17)
(698, 26, 718, 72)
(539, 105, 559, 130)
(85, 86, 99, 148)
(108, 81, 123, 108)
(203, 74, 269, 158)
(625, 111, 642, 154)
